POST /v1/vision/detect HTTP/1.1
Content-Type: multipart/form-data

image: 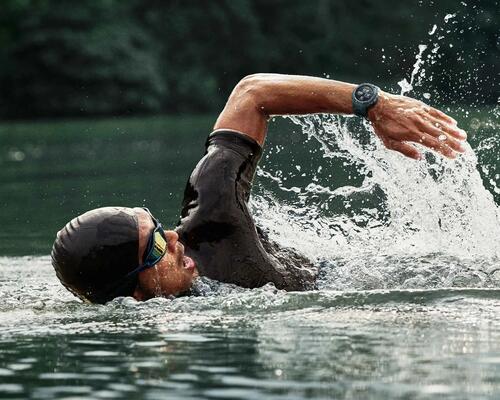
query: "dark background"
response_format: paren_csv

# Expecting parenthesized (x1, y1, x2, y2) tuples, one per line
(0, 0, 498, 120)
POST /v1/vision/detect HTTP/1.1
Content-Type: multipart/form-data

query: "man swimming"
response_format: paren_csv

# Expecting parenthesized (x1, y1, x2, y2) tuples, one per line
(51, 74, 467, 303)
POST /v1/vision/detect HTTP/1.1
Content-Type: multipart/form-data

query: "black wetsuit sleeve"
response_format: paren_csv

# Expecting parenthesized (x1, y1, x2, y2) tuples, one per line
(176, 130, 317, 291)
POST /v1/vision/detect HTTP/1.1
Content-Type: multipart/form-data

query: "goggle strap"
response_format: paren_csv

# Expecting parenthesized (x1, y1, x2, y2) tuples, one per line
(115, 208, 169, 284)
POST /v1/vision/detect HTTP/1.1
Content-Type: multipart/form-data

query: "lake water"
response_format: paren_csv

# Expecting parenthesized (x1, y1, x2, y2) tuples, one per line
(1, 105, 499, 399)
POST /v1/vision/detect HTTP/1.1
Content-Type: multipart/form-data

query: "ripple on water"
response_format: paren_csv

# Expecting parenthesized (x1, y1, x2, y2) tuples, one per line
(0, 368, 15, 376)
(0, 383, 24, 394)
(38, 373, 113, 381)
(33, 385, 93, 398)
(83, 351, 120, 357)
(132, 341, 166, 347)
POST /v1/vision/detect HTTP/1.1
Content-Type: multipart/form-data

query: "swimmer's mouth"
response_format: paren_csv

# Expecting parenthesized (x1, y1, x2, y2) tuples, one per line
(183, 256, 196, 272)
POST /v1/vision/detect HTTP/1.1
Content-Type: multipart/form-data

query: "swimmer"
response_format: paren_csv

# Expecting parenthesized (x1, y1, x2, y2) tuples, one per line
(51, 74, 467, 303)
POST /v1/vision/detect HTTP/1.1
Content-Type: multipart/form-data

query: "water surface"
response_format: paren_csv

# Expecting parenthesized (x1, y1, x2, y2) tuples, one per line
(2, 257, 500, 399)
(1, 24, 500, 398)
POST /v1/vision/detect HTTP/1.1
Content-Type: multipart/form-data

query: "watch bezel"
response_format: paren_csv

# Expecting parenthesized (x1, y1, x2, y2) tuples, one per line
(352, 83, 380, 117)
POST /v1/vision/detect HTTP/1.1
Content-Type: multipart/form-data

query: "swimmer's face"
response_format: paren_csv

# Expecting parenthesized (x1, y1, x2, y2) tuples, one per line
(132, 208, 198, 300)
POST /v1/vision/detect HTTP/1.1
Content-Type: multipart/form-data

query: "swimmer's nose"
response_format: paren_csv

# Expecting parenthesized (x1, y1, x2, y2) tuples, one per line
(165, 231, 179, 253)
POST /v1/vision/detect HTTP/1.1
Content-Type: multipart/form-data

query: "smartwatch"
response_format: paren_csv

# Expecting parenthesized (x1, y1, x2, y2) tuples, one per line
(352, 83, 380, 118)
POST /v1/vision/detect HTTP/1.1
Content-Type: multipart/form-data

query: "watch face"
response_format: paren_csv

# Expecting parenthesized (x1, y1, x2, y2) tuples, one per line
(355, 84, 375, 102)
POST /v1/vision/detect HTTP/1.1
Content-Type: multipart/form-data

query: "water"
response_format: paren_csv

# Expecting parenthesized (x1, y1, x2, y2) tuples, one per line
(1, 14, 500, 400)
(2, 259, 500, 399)
(1, 107, 498, 399)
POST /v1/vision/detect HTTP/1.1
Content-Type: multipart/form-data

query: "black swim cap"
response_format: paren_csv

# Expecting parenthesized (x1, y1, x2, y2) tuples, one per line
(51, 207, 139, 304)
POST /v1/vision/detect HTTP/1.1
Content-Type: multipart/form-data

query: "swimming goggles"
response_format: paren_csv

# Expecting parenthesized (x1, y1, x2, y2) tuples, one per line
(124, 207, 168, 278)
(94, 208, 168, 302)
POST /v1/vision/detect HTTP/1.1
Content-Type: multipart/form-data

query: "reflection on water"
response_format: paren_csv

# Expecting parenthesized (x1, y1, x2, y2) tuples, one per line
(1, 17, 500, 396)
(2, 258, 500, 399)
(0, 107, 499, 398)
(0, 105, 498, 399)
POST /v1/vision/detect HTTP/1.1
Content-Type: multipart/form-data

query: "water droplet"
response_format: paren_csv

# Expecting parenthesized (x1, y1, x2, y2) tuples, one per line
(444, 13, 456, 23)
(7, 149, 25, 162)
(438, 134, 447, 141)
(398, 78, 413, 95)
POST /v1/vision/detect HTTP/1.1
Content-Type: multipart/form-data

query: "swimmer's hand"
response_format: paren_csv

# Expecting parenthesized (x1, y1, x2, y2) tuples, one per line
(215, 74, 468, 157)
(367, 92, 467, 160)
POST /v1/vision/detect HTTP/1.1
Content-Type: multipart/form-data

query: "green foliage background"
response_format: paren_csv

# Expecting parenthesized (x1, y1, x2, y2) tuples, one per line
(0, 0, 498, 119)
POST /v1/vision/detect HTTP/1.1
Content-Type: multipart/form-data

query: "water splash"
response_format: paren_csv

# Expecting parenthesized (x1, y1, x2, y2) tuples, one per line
(252, 9, 500, 290)
(444, 13, 457, 23)
(151, 7, 493, 291)
(398, 44, 428, 95)
(253, 111, 499, 290)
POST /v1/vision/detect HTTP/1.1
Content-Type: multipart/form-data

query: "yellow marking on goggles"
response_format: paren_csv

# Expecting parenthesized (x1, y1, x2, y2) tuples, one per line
(151, 231, 167, 259)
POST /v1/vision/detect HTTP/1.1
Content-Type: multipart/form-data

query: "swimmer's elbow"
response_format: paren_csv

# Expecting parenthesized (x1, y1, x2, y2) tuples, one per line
(214, 74, 272, 144)
(230, 74, 274, 116)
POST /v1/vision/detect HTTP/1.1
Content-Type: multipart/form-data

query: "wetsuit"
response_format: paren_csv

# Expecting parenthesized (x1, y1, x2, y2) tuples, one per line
(176, 130, 318, 291)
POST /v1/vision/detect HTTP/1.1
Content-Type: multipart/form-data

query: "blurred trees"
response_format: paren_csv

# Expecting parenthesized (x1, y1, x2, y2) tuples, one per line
(1, 1, 164, 117)
(0, 0, 498, 119)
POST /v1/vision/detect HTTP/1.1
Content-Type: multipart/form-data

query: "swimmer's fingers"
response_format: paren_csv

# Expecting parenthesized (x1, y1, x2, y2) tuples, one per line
(423, 105, 458, 126)
(419, 110, 467, 140)
(382, 137, 422, 160)
(415, 118, 466, 153)
(370, 93, 466, 161)
(408, 132, 457, 159)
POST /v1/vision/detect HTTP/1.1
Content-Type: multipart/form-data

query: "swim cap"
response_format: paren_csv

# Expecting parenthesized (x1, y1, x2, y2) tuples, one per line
(51, 207, 139, 304)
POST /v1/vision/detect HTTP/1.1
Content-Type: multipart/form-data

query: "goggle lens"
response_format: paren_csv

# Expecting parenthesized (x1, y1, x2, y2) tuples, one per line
(141, 208, 168, 268)
(143, 229, 167, 267)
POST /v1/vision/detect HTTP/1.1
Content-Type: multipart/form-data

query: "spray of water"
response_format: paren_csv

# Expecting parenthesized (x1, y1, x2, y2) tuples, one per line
(251, 9, 500, 291)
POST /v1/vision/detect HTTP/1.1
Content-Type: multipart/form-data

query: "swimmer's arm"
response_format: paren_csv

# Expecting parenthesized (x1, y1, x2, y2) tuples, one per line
(214, 73, 467, 160)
